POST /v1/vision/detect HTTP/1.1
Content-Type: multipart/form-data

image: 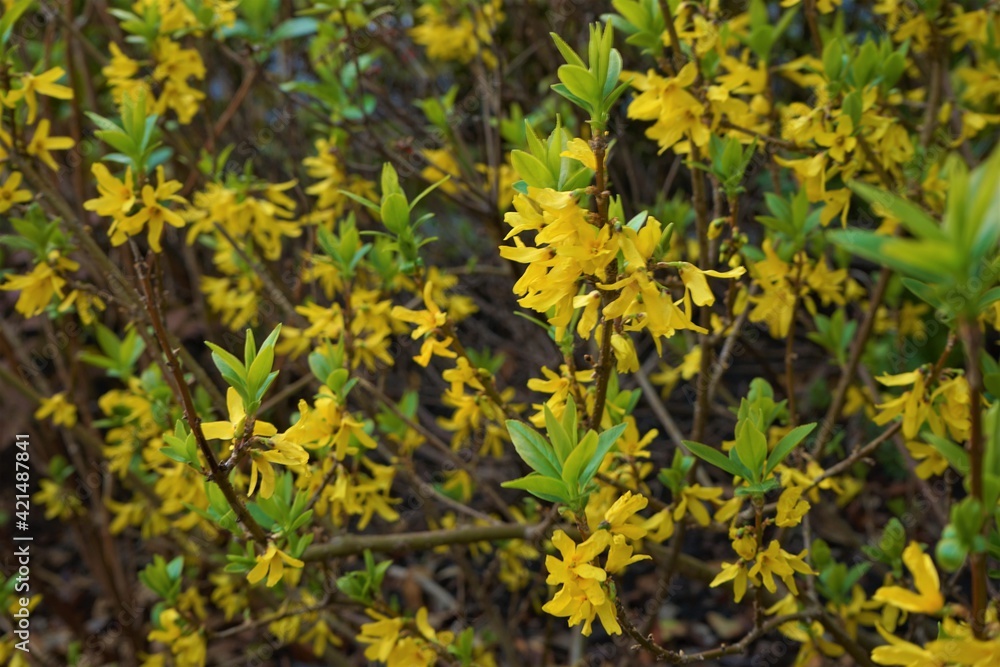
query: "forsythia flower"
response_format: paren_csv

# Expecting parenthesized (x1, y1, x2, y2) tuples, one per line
(409, 0, 503, 67)
(673, 484, 724, 526)
(4, 67, 74, 123)
(0, 171, 32, 213)
(26, 119, 74, 171)
(748, 541, 813, 594)
(109, 166, 187, 252)
(601, 491, 649, 539)
(775, 486, 810, 527)
(34, 392, 77, 428)
(202, 388, 278, 441)
(873, 541, 944, 614)
(871, 624, 944, 666)
(246, 543, 304, 587)
(543, 530, 620, 636)
(1, 253, 79, 317)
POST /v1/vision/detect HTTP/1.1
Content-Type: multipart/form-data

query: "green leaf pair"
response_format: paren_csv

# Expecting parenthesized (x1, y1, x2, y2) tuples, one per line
(502, 398, 626, 511)
(206, 324, 282, 415)
(87, 90, 170, 175)
(511, 118, 595, 192)
(830, 145, 1000, 322)
(550, 23, 632, 131)
(684, 381, 815, 497)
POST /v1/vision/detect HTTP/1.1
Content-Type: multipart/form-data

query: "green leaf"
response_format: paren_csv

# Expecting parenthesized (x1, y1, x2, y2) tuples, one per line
(544, 405, 573, 463)
(380, 193, 410, 235)
(901, 277, 944, 310)
(506, 420, 561, 478)
(557, 64, 598, 108)
(270, 17, 317, 42)
(683, 439, 745, 478)
(0, 0, 34, 45)
(580, 423, 627, 485)
(561, 430, 597, 489)
(511, 150, 555, 189)
(923, 432, 970, 475)
(502, 474, 570, 504)
(765, 423, 816, 476)
(848, 181, 946, 242)
(550, 32, 586, 68)
(734, 420, 768, 482)
(828, 231, 954, 283)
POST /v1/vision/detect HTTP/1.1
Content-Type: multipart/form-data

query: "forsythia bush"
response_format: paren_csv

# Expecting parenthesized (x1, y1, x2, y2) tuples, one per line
(2, 0, 1000, 665)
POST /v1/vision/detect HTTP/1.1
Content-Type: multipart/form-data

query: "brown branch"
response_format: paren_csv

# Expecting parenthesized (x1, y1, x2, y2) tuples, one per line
(133, 247, 269, 545)
(302, 523, 539, 561)
(589, 134, 618, 430)
(813, 267, 891, 455)
(617, 594, 816, 665)
(960, 317, 987, 638)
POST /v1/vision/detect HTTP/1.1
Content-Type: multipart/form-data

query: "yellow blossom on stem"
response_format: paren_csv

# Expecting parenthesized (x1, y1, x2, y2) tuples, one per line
(201, 387, 278, 441)
(748, 541, 814, 594)
(246, 543, 304, 587)
(26, 119, 75, 171)
(711, 559, 752, 602)
(560, 137, 598, 170)
(605, 533, 651, 574)
(872, 624, 944, 666)
(677, 262, 746, 306)
(873, 541, 943, 614)
(1, 254, 79, 317)
(83, 163, 135, 217)
(357, 612, 405, 662)
(673, 484, 724, 526)
(0, 171, 32, 213)
(34, 392, 77, 428)
(5, 67, 74, 123)
(601, 490, 649, 540)
(775, 485, 811, 527)
(111, 166, 186, 252)
(542, 530, 620, 636)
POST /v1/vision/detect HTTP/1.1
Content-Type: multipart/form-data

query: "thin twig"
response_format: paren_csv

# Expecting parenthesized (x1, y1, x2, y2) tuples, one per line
(133, 247, 269, 545)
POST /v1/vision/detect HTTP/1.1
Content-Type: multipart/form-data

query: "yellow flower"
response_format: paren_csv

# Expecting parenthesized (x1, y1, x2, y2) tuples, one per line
(872, 624, 944, 666)
(677, 263, 746, 306)
(873, 541, 943, 614)
(246, 543, 304, 587)
(83, 163, 135, 218)
(545, 530, 609, 590)
(34, 479, 83, 520)
(815, 115, 857, 163)
(5, 67, 74, 123)
(201, 388, 278, 441)
(905, 440, 949, 479)
(673, 484, 723, 526)
(0, 171, 31, 213)
(748, 541, 814, 594)
(57, 288, 106, 325)
(112, 166, 186, 252)
(34, 392, 77, 428)
(610, 332, 639, 373)
(711, 560, 752, 602)
(1, 254, 78, 317)
(357, 612, 405, 662)
(560, 138, 597, 170)
(247, 439, 310, 499)
(601, 491, 649, 540)
(26, 119, 75, 171)
(775, 486, 810, 527)
(147, 608, 207, 665)
(873, 371, 928, 439)
(605, 533, 651, 574)
(542, 530, 621, 636)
